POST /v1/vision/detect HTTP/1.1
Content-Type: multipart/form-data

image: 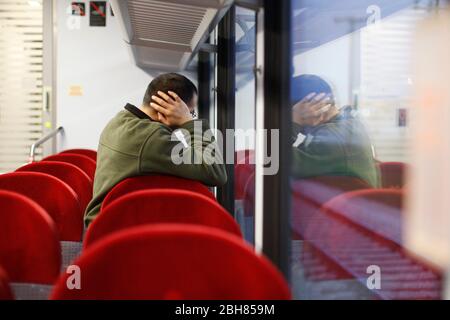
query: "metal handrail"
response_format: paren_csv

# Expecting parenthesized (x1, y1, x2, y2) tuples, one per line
(29, 126, 64, 163)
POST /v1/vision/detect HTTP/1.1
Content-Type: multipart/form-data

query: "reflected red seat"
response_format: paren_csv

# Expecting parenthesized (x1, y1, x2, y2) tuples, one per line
(16, 161, 93, 212)
(320, 189, 404, 244)
(101, 175, 215, 212)
(43, 153, 96, 180)
(235, 151, 255, 200)
(291, 176, 372, 237)
(0, 191, 61, 284)
(60, 148, 97, 162)
(51, 225, 291, 300)
(243, 172, 255, 217)
(378, 162, 408, 189)
(0, 172, 83, 241)
(0, 266, 13, 300)
(86, 189, 241, 248)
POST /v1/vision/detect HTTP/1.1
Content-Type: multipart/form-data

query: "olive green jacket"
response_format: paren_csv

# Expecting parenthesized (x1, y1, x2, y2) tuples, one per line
(84, 104, 227, 226)
(291, 107, 379, 187)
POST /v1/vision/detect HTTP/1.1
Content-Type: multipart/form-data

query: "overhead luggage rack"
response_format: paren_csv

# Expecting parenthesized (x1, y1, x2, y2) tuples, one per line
(110, 0, 233, 71)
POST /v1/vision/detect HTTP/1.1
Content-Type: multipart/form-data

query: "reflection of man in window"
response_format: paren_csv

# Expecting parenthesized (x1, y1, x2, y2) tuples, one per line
(291, 74, 378, 187)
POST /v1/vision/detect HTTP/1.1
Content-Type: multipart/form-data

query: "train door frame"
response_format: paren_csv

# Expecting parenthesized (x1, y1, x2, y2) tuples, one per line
(197, 0, 292, 279)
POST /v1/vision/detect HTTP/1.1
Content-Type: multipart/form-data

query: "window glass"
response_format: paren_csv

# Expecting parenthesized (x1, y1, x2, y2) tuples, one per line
(234, 6, 256, 244)
(289, 0, 448, 299)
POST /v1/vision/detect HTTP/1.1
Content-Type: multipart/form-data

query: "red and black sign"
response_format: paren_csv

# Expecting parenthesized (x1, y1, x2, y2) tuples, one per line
(89, 1, 107, 27)
(71, 2, 86, 16)
(398, 108, 407, 127)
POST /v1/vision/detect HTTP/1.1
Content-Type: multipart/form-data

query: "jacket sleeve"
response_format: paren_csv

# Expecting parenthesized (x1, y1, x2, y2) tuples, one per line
(139, 119, 227, 187)
(291, 123, 347, 178)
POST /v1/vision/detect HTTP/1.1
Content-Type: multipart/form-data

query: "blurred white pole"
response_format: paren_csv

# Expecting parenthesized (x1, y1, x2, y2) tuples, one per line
(406, 8, 450, 299)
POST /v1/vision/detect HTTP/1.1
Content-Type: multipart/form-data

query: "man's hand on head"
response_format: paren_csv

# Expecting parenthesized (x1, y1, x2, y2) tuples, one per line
(292, 92, 334, 127)
(151, 91, 193, 128)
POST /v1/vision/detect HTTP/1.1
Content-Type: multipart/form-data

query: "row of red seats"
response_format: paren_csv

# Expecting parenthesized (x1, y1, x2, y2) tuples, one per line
(0, 148, 291, 300)
(290, 177, 441, 299)
(234, 150, 440, 299)
(235, 150, 408, 201)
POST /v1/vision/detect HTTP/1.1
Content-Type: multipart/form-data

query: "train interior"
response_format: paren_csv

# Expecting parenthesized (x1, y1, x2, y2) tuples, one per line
(0, 0, 450, 300)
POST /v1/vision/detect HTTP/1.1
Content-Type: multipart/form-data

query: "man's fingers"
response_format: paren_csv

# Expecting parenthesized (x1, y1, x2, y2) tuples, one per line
(168, 91, 181, 102)
(151, 95, 171, 109)
(157, 91, 175, 104)
(309, 95, 331, 109)
(312, 93, 327, 101)
(299, 92, 317, 104)
(158, 112, 170, 125)
(150, 102, 170, 115)
(304, 104, 332, 118)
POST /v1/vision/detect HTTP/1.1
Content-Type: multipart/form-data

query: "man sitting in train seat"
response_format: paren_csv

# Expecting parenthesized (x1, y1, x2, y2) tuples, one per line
(84, 73, 227, 226)
(291, 74, 379, 187)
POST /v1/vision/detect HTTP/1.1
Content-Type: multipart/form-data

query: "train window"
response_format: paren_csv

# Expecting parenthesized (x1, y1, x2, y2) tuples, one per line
(0, 0, 44, 172)
(289, 0, 447, 299)
(234, 6, 257, 244)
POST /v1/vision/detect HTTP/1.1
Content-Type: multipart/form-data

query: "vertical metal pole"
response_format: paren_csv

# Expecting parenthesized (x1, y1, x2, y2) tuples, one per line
(42, 0, 57, 156)
(261, 0, 292, 279)
(197, 48, 211, 122)
(216, 6, 236, 215)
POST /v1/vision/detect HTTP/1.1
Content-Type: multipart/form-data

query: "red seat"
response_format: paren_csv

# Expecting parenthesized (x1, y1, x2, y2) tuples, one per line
(60, 148, 97, 162)
(235, 151, 255, 200)
(42, 153, 96, 180)
(234, 149, 254, 164)
(243, 172, 256, 217)
(51, 225, 291, 300)
(0, 191, 61, 284)
(16, 161, 93, 211)
(0, 266, 13, 300)
(291, 176, 372, 237)
(378, 161, 408, 189)
(0, 172, 83, 241)
(86, 189, 241, 248)
(319, 189, 404, 245)
(101, 175, 215, 212)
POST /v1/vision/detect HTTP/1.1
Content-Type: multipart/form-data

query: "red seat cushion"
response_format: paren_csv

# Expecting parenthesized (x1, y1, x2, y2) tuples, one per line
(43, 153, 96, 180)
(101, 175, 215, 212)
(16, 161, 93, 211)
(0, 172, 83, 241)
(60, 148, 97, 162)
(51, 225, 291, 300)
(0, 191, 61, 284)
(86, 189, 241, 248)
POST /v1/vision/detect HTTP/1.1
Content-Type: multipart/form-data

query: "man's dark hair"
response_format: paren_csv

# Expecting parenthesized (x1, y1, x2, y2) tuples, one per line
(143, 73, 198, 106)
(291, 74, 334, 106)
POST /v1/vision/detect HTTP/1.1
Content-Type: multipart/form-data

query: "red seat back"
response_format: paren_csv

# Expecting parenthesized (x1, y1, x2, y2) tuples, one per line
(378, 161, 407, 189)
(319, 189, 404, 245)
(43, 153, 96, 180)
(235, 151, 255, 200)
(16, 161, 93, 211)
(86, 189, 241, 248)
(0, 191, 61, 284)
(291, 176, 372, 237)
(0, 172, 83, 241)
(101, 175, 215, 212)
(60, 148, 97, 162)
(51, 225, 291, 300)
(0, 266, 13, 300)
